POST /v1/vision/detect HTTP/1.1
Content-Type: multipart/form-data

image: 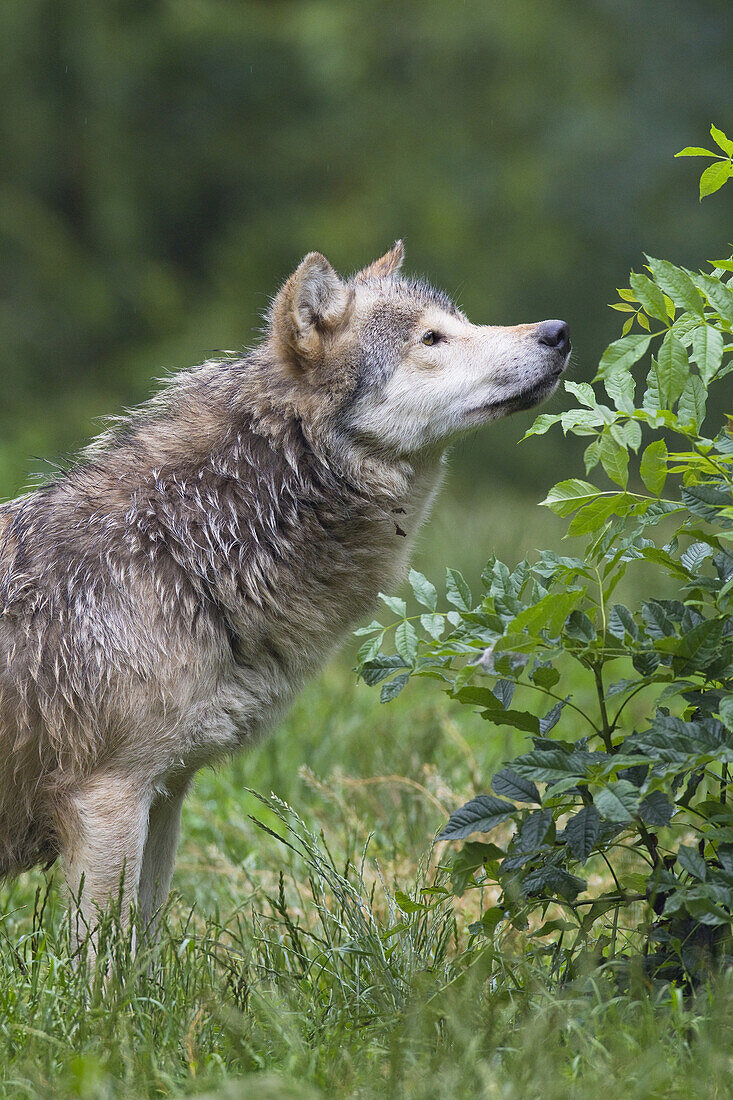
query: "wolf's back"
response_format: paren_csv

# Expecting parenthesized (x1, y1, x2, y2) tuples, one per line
(0, 499, 60, 880)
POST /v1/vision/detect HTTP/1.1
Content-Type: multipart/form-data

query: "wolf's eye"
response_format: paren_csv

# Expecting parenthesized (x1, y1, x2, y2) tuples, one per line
(421, 331, 441, 346)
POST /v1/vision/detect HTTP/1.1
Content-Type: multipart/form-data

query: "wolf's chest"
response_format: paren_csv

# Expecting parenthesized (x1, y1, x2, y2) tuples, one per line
(204, 542, 405, 746)
(184, 460, 442, 756)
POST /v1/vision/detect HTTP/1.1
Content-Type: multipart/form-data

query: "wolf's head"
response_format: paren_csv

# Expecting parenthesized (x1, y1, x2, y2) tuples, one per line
(267, 243, 570, 457)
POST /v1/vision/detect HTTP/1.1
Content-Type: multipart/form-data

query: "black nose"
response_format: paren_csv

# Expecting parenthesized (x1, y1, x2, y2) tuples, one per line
(537, 319, 570, 354)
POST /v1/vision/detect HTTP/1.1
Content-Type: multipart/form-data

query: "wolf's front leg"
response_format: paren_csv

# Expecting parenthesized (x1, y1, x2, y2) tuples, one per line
(58, 772, 153, 949)
(137, 779, 190, 938)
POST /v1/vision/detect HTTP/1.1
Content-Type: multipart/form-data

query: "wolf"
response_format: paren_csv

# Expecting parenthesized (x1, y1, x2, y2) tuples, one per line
(0, 242, 570, 935)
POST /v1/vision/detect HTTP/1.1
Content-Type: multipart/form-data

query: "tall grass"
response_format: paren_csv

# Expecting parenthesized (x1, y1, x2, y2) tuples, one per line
(2, 490, 729, 1098)
(4, 794, 733, 1099)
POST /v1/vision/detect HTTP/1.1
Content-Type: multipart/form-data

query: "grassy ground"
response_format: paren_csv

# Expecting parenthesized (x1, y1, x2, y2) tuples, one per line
(2, 483, 733, 1098)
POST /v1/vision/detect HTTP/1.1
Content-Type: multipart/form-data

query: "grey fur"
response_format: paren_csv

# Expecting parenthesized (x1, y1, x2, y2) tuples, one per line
(0, 244, 568, 933)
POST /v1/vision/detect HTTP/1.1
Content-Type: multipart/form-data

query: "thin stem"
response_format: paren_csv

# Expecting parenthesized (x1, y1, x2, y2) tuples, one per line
(636, 821, 661, 868)
(599, 850, 624, 894)
(594, 564, 607, 646)
(693, 442, 732, 483)
(518, 680, 601, 735)
(609, 679, 655, 732)
(593, 662, 613, 751)
(570, 894, 645, 907)
(610, 898, 620, 958)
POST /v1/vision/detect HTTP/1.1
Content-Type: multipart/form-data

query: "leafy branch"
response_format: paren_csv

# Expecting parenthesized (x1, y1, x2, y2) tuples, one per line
(354, 128, 733, 987)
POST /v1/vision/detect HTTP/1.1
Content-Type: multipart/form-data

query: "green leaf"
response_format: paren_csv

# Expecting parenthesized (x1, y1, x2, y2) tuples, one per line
(656, 332, 689, 408)
(643, 358, 661, 412)
(361, 654, 408, 685)
(409, 568, 437, 610)
(604, 367, 635, 413)
(380, 672, 409, 702)
(630, 272, 670, 324)
(600, 430, 629, 488)
(632, 649, 660, 676)
(394, 889, 432, 914)
(642, 599, 677, 638)
(523, 413, 563, 439)
(682, 483, 731, 521)
(682, 484, 732, 523)
(453, 687, 507, 709)
(674, 146, 718, 158)
(354, 633, 383, 664)
(510, 591, 584, 638)
(480, 707, 540, 735)
(630, 714, 717, 763)
(356, 633, 384, 664)
(594, 780, 640, 823)
(560, 408, 606, 436)
(565, 609, 596, 643)
(539, 698, 568, 733)
(564, 805, 601, 862)
(468, 907, 505, 936)
(492, 768, 541, 803)
(511, 749, 595, 784)
(532, 665, 560, 689)
(642, 545, 691, 576)
(420, 613, 444, 640)
(694, 273, 733, 323)
(677, 307, 716, 348)
(719, 695, 733, 731)
(353, 620, 384, 636)
(516, 810, 553, 851)
(682, 894, 731, 927)
(394, 620, 419, 664)
(639, 792, 674, 826)
(532, 918, 578, 938)
(597, 334, 652, 378)
(541, 479, 600, 516)
(617, 419, 642, 452)
(676, 617, 725, 668)
(645, 257, 704, 315)
(677, 374, 706, 430)
(584, 439, 601, 474)
(521, 865, 586, 902)
(676, 844, 707, 881)
(446, 568, 472, 611)
(710, 125, 733, 156)
(606, 677, 637, 698)
(677, 541, 708, 576)
(608, 604, 639, 640)
(379, 593, 406, 617)
(564, 381, 598, 408)
(699, 160, 733, 200)
(449, 842, 505, 896)
(691, 324, 724, 383)
(438, 795, 516, 840)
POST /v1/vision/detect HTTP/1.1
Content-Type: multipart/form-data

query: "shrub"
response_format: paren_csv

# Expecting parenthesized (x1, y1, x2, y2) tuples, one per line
(356, 128, 733, 986)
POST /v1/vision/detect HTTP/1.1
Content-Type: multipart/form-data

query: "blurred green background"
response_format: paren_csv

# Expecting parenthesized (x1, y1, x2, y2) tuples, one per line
(1, 0, 731, 500)
(2, 13, 733, 1093)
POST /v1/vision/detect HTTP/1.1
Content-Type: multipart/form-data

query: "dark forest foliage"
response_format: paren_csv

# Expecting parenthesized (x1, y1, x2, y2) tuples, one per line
(1, 0, 731, 491)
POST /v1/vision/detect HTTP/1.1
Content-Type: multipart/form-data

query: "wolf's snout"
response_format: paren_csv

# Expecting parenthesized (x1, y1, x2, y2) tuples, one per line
(536, 319, 570, 356)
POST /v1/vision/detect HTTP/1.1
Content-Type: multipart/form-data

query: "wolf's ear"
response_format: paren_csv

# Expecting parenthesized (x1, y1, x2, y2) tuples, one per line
(355, 240, 405, 281)
(270, 252, 351, 363)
